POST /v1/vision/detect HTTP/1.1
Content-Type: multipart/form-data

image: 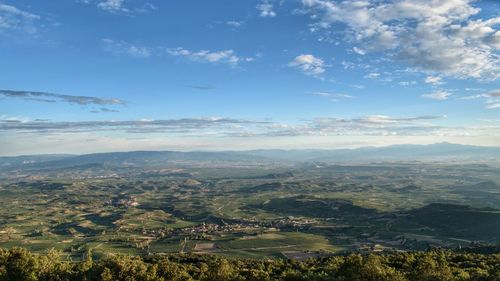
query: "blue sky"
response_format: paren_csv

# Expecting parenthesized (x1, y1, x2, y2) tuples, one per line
(0, 0, 499, 155)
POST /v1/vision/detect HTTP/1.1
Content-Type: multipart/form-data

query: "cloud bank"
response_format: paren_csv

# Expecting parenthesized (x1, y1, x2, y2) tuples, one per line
(0, 114, 480, 139)
(301, 0, 499, 80)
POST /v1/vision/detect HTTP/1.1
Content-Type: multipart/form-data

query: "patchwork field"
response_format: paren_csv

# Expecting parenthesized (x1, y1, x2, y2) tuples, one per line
(0, 162, 499, 259)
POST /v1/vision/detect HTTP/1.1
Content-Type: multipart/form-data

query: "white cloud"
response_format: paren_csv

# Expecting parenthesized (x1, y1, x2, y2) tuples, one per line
(465, 87, 484, 92)
(485, 89, 500, 109)
(353, 115, 445, 125)
(0, 114, 30, 123)
(226, 21, 243, 27)
(135, 3, 157, 13)
(364, 72, 380, 79)
(257, 2, 276, 18)
(97, 0, 127, 12)
(456, 89, 500, 109)
(289, 54, 327, 76)
(84, 0, 156, 14)
(0, 3, 40, 34)
(167, 47, 253, 67)
(478, 118, 500, 123)
(301, 0, 500, 80)
(102, 39, 152, 58)
(457, 94, 488, 100)
(486, 102, 500, 109)
(424, 76, 444, 85)
(100, 41, 253, 67)
(311, 91, 354, 101)
(422, 90, 452, 100)
(399, 81, 416, 86)
(352, 47, 366, 55)
(261, 114, 462, 138)
(453, 18, 500, 50)
(0, 89, 127, 106)
(0, 114, 454, 138)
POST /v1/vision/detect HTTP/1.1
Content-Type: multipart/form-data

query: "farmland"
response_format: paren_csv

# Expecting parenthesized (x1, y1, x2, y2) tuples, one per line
(1, 151, 499, 260)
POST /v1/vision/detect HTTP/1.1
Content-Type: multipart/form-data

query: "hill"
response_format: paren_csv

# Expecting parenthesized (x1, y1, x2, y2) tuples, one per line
(1, 142, 499, 172)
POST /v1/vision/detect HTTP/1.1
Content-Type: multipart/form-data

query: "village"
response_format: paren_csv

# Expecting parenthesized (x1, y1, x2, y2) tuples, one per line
(136, 216, 319, 240)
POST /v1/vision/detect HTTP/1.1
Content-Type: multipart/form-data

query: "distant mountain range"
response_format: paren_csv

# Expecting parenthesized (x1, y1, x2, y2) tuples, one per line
(237, 142, 500, 162)
(1, 142, 499, 171)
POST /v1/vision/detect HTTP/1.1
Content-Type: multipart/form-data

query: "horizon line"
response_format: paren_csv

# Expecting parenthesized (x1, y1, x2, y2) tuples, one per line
(2, 141, 500, 157)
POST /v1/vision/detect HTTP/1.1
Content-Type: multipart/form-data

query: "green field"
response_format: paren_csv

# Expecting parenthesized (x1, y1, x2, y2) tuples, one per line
(0, 162, 499, 259)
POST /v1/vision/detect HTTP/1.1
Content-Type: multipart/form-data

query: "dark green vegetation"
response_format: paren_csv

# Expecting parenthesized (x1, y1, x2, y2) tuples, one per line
(1, 247, 500, 281)
(1, 146, 500, 260)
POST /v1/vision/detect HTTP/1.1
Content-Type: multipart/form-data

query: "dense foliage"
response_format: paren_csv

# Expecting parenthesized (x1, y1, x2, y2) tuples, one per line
(0, 248, 499, 281)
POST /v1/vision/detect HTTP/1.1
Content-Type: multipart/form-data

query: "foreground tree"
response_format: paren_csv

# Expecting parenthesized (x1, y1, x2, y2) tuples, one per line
(0, 248, 499, 281)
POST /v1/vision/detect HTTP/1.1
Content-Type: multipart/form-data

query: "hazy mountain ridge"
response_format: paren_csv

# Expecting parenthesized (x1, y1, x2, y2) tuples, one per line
(1, 142, 499, 172)
(238, 142, 500, 162)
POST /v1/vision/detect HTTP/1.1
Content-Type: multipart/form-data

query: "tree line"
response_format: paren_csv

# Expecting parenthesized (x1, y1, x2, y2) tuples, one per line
(0, 247, 499, 281)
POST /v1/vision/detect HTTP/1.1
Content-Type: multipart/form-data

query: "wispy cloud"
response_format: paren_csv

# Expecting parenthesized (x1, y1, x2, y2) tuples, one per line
(257, 1, 276, 18)
(100, 40, 253, 68)
(81, 0, 157, 14)
(0, 3, 40, 34)
(0, 114, 462, 139)
(226, 21, 243, 28)
(0, 117, 268, 135)
(485, 89, 500, 109)
(424, 76, 444, 85)
(134, 3, 157, 13)
(257, 115, 484, 138)
(102, 38, 152, 58)
(352, 47, 366, 55)
(289, 54, 327, 76)
(486, 101, 500, 109)
(208, 20, 244, 30)
(310, 91, 354, 102)
(456, 94, 488, 100)
(456, 89, 500, 109)
(0, 89, 126, 106)
(187, 85, 216, 91)
(259, 115, 456, 137)
(0, 114, 30, 124)
(422, 91, 452, 100)
(167, 47, 254, 67)
(97, 0, 127, 12)
(488, 90, 500, 98)
(364, 72, 380, 79)
(398, 81, 417, 86)
(352, 115, 446, 124)
(90, 108, 120, 113)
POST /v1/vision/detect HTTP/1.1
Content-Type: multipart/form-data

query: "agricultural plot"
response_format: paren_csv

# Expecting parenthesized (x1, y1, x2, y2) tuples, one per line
(0, 162, 499, 259)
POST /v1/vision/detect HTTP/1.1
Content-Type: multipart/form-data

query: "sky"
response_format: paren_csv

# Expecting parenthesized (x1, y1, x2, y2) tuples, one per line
(0, 0, 499, 155)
